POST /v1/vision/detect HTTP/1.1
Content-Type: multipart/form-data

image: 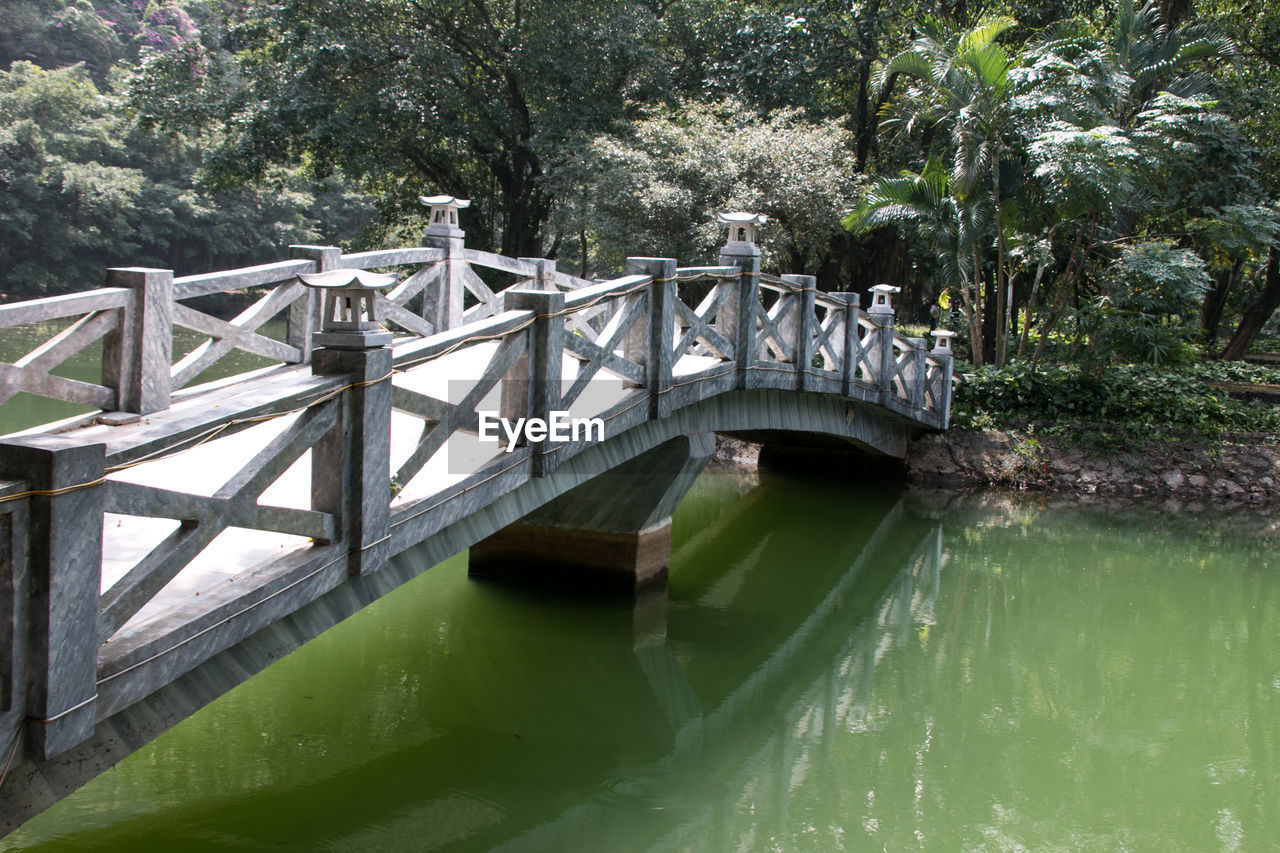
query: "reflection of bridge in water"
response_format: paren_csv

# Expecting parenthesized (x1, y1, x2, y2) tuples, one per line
(487, 486, 944, 852)
(12, 475, 947, 849)
(0, 205, 952, 831)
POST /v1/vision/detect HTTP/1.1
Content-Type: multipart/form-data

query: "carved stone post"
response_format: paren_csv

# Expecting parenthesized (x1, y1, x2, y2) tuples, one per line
(103, 267, 172, 415)
(520, 257, 558, 292)
(867, 284, 899, 404)
(288, 245, 341, 363)
(420, 195, 470, 332)
(717, 213, 766, 389)
(501, 287, 565, 477)
(932, 330, 957, 427)
(0, 436, 103, 759)
(625, 258, 676, 419)
(910, 338, 928, 410)
(829, 292, 861, 395)
(301, 270, 396, 577)
(783, 274, 816, 390)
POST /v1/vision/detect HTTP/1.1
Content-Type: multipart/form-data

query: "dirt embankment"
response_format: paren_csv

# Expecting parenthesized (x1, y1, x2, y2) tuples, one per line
(905, 429, 1280, 503)
(712, 430, 1280, 504)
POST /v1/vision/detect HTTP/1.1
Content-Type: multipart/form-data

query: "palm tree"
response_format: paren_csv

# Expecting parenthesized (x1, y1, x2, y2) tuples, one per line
(845, 157, 990, 364)
(871, 15, 1019, 366)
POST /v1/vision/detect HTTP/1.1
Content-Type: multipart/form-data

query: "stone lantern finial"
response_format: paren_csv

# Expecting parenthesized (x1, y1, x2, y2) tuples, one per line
(717, 212, 768, 252)
(420, 195, 470, 239)
(297, 268, 397, 349)
(868, 284, 901, 317)
(930, 329, 956, 357)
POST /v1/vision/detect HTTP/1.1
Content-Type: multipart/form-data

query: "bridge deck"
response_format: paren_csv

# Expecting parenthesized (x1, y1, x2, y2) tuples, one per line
(89, 341, 661, 638)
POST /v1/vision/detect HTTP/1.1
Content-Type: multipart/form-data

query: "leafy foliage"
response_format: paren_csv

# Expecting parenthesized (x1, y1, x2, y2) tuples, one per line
(0, 59, 375, 295)
(1105, 240, 1210, 315)
(953, 360, 1280, 435)
(549, 102, 859, 276)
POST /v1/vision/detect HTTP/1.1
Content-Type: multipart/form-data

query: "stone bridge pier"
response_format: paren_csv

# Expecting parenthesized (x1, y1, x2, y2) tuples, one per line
(468, 432, 716, 593)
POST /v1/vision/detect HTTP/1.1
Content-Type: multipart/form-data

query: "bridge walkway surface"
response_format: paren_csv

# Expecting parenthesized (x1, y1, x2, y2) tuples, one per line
(0, 210, 952, 832)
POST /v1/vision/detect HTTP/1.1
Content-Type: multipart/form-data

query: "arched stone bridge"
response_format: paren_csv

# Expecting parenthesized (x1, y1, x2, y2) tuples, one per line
(0, 208, 952, 831)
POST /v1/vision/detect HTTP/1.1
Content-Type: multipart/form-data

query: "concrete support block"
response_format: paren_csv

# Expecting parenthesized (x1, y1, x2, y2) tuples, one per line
(938, 355, 954, 428)
(829, 293, 860, 395)
(103, 267, 173, 415)
(719, 247, 761, 389)
(468, 432, 715, 593)
(910, 339, 927, 411)
(783, 274, 816, 390)
(874, 316, 896, 405)
(0, 436, 104, 759)
(311, 347, 393, 576)
(519, 257, 558, 292)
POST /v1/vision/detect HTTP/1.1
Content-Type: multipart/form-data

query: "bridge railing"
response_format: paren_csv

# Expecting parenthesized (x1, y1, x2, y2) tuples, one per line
(0, 243, 600, 427)
(0, 288, 132, 414)
(0, 235, 952, 435)
(0, 231, 953, 766)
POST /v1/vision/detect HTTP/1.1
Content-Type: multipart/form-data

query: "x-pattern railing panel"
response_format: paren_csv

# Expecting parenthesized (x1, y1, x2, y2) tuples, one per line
(854, 314, 880, 386)
(890, 332, 915, 399)
(379, 262, 444, 338)
(562, 289, 648, 410)
(755, 286, 797, 365)
(923, 354, 947, 413)
(461, 267, 503, 318)
(0, 289, 131, 412)
(672, 281, 736, 362)
(811, 298, 845, 376)
(98, 399, 339, 640)
(171, 280, 306, 390)
(390, 332, 528, 492)
(0, 310, 122, 410)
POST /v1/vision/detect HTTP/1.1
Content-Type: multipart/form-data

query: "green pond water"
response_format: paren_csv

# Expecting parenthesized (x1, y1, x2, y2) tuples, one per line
(3, 468, 1277, 851)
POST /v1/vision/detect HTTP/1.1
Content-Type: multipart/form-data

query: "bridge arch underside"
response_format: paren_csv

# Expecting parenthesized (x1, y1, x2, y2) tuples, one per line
(466, 388, 918, 592)
(0, 389, 923, 830)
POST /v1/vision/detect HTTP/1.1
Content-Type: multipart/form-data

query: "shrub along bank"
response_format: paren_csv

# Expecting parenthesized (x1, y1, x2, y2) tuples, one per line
(908, 361, 1280, 502)
(950, 361, 1280, 438)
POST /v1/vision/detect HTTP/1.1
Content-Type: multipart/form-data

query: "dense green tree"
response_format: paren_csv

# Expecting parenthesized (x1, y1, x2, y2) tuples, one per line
(184, 0, 671, 258)
(853, 1, 1245, 367)
(851, 15, 1019, 365)
(0, 60, 375, 296)
(545, 101, 859, 279)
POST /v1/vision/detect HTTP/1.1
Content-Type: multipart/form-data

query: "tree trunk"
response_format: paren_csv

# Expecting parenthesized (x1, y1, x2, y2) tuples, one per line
(982, 266, 997, 365)
(1016, 257, 1048, 359)
(1199, 257, 1241, 345)
(1033, 213, 1096, 366)
(992, 163, 1007, 367)
(969, 245, 985, 366)
(1220, 244, 1280, 360)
